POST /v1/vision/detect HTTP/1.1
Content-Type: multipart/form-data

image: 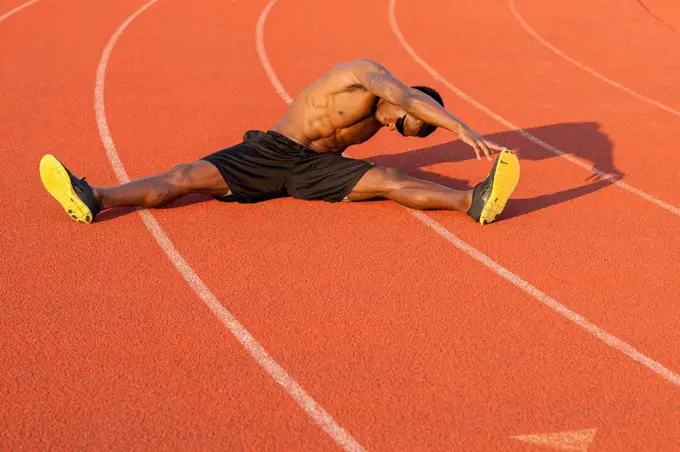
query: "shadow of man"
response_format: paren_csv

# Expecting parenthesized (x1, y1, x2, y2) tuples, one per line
(367, 121, 619, 220)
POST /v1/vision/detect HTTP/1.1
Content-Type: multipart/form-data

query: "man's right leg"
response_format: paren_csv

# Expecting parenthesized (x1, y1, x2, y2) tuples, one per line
(93, 160, 230, 209)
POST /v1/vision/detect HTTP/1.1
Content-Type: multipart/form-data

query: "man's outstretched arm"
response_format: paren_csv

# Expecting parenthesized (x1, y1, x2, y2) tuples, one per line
(352, 60, 506, 160)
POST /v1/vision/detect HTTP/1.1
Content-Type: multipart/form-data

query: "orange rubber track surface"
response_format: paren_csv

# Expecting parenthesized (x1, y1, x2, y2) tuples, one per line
(2, 0, 679, 450)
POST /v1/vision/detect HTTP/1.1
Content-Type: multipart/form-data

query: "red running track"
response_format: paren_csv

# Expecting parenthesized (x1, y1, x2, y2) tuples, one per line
(2, 0, 679, 450)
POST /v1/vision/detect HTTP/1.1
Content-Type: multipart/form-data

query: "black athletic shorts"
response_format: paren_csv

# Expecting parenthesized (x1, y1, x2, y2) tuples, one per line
(201, 130, 374, 203)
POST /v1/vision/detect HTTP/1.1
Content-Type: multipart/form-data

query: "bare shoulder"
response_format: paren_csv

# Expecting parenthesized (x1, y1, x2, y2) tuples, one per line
(335, 59, 390, 77)
(298, 60, 394, 99)
(318, 59, 391, 93)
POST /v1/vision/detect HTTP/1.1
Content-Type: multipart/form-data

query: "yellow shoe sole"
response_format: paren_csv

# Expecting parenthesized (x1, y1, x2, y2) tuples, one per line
(478, 150, 520, 225)
(39, 154, 94, 224)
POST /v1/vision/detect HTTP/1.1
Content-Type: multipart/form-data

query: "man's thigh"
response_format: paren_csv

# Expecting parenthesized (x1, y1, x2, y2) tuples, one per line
(200, 140, 291, 202)
(183, 160, 232, 195)
(288, 152, 373, 202)
(346, 166, 408, 201)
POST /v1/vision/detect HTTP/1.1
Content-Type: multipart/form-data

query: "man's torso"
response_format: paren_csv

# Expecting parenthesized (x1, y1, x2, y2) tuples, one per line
(272, 62, 383, 153)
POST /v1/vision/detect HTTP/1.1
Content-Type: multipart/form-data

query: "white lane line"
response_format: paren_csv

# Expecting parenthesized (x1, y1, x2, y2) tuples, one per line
(411, 211, 680, 387)
(256, 0, 292, 104)
(0, 0, 39, 22)
(509, 0, 680, 118)
(256, 0, 680, 386)
(387, 0, 680, 218)
(635, 0, 678, 33)
(95, 1, 364, 450)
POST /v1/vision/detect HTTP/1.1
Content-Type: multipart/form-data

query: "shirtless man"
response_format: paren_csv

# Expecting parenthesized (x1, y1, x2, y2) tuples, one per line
(40, 59, 520, 225)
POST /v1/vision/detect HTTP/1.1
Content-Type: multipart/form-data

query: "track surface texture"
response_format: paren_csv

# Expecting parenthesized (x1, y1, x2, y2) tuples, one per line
(2, 0, 679, 450)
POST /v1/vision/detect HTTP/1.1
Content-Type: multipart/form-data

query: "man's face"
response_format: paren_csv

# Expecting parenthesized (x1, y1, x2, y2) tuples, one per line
(377, 102, 424, 137)
(395, 112, 425, 137)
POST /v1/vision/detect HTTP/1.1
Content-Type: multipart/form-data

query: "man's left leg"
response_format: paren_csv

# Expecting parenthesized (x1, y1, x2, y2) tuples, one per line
(347, 150, 520, 224)
(347, 166, 473, 212)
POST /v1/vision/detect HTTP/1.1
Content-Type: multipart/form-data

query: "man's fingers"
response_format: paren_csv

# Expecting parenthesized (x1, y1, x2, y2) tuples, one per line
(470, 141, 482, 160)
(479, 140, 492, 161)
(486, 140, 507, 152)
(465, 131, 510, 159)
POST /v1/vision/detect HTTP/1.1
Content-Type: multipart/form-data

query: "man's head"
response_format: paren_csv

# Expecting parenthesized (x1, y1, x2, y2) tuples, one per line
(375, 86, 444, 137)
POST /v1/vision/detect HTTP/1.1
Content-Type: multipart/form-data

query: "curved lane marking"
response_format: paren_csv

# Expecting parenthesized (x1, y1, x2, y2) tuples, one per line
(94, 1, 364, 449)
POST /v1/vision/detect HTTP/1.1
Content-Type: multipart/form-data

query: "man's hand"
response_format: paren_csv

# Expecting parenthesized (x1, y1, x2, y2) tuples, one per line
(458, 125, 508, 161)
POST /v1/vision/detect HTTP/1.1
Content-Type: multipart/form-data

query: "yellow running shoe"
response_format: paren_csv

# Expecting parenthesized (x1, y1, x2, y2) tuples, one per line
(39, 154, 101, 224)
(467, 150, 520, 225)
